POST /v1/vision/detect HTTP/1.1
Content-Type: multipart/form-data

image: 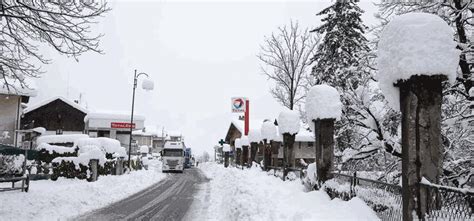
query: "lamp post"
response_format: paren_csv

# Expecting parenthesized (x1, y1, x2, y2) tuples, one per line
(128, 69, 154, 170)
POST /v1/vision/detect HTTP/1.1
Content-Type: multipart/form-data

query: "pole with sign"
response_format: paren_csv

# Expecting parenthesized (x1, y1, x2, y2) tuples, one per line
(231, 97, 250, 136)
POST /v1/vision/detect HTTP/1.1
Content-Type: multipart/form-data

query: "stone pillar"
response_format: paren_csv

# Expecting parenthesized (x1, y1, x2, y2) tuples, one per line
(242, 145, 249, 167)
(397, 75, 444, 221)
(250, 142, 258, 165)
(313, 119, 335, 185)
(282, 133, 295, 179)
(236, 148, 242, 166)
(224, 152, 230, 168)
(263, 140, 272, 170)
(89, 159, 99, 182)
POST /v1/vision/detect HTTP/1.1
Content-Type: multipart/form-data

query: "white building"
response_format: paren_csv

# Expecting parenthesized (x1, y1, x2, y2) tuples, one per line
(84, 112, 145, 149)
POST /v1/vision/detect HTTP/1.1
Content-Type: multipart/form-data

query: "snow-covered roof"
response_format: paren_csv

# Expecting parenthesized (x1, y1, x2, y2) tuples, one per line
(84, 111, 145, 122)
(377, 13, 460, 110)
(23, 96, 88, 114)
(167, 131, 182, 137)
(0, 78, 37, 97)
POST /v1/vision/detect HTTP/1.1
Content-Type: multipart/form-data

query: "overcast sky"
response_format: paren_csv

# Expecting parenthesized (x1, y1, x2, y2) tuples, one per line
(33, 0, 379, 155)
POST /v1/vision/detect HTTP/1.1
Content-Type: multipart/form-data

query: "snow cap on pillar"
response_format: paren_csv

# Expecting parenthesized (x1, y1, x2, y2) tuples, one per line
(278, 109, 300, 135)
(305, 84, 342, 131)
(223, 144, 231, 152)
(260, 119, 277, 141)
(235, 138, 242, 149)
(240, 135, 250, 146)
(248, 129, 261, 143)
(376, 12, 460, 110)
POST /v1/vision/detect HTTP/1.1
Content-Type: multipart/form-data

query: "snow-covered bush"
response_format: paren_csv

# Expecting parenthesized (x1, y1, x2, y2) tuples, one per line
(277, 109, 300, 135)
(0, 154, 25, 176)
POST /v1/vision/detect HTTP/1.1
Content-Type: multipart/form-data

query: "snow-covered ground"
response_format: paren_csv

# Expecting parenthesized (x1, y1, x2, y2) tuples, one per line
(0, 159, 166, 221)
(187, 162, 380, 221)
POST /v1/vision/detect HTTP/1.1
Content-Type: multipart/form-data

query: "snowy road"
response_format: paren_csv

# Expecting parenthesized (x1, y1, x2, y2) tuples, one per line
(78, 168, 209, 221)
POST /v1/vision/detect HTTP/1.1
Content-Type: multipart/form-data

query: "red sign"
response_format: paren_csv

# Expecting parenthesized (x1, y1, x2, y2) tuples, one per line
(111, 122, 135, 129)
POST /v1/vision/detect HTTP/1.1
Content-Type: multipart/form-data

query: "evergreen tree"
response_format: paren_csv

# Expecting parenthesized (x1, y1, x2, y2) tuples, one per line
(311, 0, 369, 90)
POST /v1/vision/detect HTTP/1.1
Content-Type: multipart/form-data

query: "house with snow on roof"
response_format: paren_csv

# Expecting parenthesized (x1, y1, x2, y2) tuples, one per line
(0, 80, 36, 146)
(21, 96, 88, 135)
(84, 111, 145, 154)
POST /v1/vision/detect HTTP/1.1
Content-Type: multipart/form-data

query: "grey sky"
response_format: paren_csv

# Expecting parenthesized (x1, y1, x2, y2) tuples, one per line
(32, 0, 379, 155)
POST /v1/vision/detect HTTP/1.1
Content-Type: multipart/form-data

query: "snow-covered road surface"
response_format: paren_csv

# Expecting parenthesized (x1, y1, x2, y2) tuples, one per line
(0, 160, 166, 221)
(78, 168, 208, 221)
(186, 162, 380, 221)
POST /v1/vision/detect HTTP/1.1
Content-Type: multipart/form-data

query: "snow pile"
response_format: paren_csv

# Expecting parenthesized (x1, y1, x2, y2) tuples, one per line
(304, 162, 318, 187)
(188, 163, 380, 221)
(234, 138, 242, 149)
(222, 144, 231, 152)
(278, 109, 300, 135)
(37, 134, 89, 145)
(305, 84, 342, 124)
(32, 127, 46, 135)
(37, 143, 76, 154)
(260, 120, 277, 141)
(240, 135, 250, 146)
(377, 12, 460, 110)
(95, 137, 127, 157)
(0, 160, 166, 221)
(140, 145, 149, 154)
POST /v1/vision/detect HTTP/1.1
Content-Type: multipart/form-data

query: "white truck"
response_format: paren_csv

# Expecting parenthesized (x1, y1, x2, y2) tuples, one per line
(161, 141, 185, 173)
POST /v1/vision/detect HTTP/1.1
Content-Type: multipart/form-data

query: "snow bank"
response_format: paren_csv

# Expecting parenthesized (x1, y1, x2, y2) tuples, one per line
(305, 84, 342, 125)
(234, 138, 242, 149)
(37, 143, 76, 154)
(53, 145, 107, 169)
(278, 109, 300, 135)
(260, 120, 277, 141)
(0, 160, 165, 221)
(240, 136, 250, 146)
(188, 163, 379, 221)
(377, 13, 460, 110)
(37, 134, 89, 145)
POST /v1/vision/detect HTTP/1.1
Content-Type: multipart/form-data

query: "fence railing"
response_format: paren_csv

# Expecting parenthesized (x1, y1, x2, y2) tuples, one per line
(324, 172, 474, 221)
(266, 166, 304, 180)
(420, 182, 473, 220)
(325, 172, 402, 221)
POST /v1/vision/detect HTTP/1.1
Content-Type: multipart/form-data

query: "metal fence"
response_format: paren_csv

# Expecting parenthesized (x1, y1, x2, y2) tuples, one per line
(420, 183, 473, 220)
(325, 172, 402, 221)
(325, 173, 474, 221)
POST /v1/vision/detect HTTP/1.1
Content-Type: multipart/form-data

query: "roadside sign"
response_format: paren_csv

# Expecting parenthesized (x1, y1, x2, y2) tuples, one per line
(111, 122, 135, 129)
(231, 97, 246, 113)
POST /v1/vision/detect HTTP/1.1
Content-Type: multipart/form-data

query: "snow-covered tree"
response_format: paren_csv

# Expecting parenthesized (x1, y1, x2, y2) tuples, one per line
(0, 1, 109, 92)
(310, 0, 370, 90)
(258, 21, 319, 110)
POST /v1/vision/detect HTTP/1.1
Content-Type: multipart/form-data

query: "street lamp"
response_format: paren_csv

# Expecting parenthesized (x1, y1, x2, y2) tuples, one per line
(128, 69, 154, 170)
